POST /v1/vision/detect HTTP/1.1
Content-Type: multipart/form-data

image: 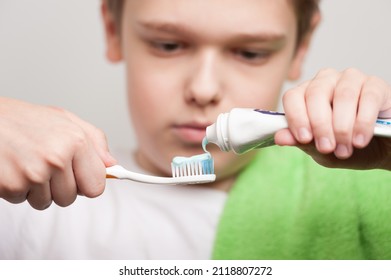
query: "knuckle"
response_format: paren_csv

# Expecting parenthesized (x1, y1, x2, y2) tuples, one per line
(333, 127, 350, 139)
(343, 67, 361, 76)
(23, 165, 49, 184)
(366, 75, 381, 84)
(310, 119, 332, 136)
(316, 67, 336, 77)
(360, 118, 374, 128)
(366, 76, 385, 94)
(355, 118, 374, 131)
(282, 88, 297, 101)
(45, 126, 88, 169)
(44, 149, 68, 171)
(46, 155, 67, 171)
(69, 128, 89, 150)
(0, 182, 28, 204)
(312, 120, 330, 132)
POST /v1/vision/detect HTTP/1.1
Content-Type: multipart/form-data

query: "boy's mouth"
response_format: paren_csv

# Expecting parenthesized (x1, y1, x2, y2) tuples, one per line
(172, 122, 210, 144)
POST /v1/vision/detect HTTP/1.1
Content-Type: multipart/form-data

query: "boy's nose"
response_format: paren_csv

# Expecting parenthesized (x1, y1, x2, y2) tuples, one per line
(185, 50, 222, 106)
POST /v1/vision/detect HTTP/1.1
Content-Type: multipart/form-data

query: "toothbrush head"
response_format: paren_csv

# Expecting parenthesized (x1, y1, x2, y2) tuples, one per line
(170, 153, 215, 184)
(171, 152, 215, 180)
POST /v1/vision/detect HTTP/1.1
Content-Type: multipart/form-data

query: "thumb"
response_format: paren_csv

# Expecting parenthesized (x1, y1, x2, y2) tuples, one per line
(274, 128, 298, 146)
(91, 130, 118, 167)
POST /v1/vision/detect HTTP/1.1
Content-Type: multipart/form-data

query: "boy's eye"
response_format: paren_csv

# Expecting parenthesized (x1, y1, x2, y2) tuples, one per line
(150, 41, 185, 54)
(233, 49, 270, 64)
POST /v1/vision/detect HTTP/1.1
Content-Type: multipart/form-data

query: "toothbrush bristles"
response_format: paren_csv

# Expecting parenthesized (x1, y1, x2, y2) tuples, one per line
(171, 155, 214, 178)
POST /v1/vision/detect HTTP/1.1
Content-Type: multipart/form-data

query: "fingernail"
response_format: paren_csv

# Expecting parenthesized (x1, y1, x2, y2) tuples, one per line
(298, 127, 312, 142)
(317, 137, 332, 151)
(353, 134, 365, 147)
(335, 144, 350, 158)
(105, 152, 117, 166)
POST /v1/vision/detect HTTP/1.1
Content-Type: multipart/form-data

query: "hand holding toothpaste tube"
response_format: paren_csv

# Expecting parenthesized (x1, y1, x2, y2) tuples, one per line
(275, 68, 391, 170)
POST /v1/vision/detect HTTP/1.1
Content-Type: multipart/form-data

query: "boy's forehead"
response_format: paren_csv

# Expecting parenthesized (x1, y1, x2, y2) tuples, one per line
(124, 0, 296, 40)
(125, 0, 295, 19)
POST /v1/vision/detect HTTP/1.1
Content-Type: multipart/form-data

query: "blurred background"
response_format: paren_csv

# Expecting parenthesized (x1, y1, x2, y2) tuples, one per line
(0, 0, 390, 151)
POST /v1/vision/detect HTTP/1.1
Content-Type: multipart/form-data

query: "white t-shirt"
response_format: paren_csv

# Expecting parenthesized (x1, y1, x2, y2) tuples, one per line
(0, 150, 227, 259)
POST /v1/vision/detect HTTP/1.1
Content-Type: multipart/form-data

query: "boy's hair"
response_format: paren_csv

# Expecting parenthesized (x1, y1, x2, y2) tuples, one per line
(105, 0, 125, 35)
(293, 0, 320, 44)
(105, 0, 319, 46)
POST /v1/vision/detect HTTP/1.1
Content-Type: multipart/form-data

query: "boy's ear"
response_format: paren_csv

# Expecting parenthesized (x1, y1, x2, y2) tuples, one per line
(288, 11, 321, 81)
(101, 1, 123, 63)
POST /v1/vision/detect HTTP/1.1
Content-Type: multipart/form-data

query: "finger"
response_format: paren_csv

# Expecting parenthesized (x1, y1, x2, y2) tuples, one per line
(305, 68, 339, 154)
(282, 81, 313, 143)
(354, 76, 389, 148)
(26, 182, 52, 210)
(332, 68, 366, 158)
(0, 167, 29, 204)
(88, 127, 117, 167)
(378, 80, 391, 115)
(50, 164, 78, 207)
(274, 128, 298, 146)
(72, 139, 106, 198)
(61, 110, 117, 166)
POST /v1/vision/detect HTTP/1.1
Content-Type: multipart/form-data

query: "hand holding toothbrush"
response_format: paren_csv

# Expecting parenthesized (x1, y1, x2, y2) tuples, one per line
(275, 68, 391, 170)
(0, 97, 116, 210)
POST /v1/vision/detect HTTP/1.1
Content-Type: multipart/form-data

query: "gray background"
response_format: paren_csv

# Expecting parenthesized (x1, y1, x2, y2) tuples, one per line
(1, 0, 390, 151)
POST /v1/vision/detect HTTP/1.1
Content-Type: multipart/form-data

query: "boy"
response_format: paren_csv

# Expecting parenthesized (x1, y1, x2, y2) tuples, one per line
(0, 0, 391, 259)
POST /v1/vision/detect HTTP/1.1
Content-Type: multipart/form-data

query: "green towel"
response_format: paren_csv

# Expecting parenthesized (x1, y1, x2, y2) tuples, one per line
(213, 146, 391, 259)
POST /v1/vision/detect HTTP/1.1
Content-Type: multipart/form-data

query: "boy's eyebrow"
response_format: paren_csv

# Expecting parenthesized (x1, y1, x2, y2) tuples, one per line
(136, 21, 196, 38)
(232, 32, 286, 43)
(136, 21, 286, 43)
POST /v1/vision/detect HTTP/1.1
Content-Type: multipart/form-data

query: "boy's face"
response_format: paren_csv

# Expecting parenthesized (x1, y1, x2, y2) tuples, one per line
(104, 0, 306, 182)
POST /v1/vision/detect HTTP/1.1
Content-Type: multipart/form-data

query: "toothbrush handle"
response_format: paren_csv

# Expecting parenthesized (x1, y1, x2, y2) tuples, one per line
(374, 119, 391, 137)
(105, 165, 215, 184)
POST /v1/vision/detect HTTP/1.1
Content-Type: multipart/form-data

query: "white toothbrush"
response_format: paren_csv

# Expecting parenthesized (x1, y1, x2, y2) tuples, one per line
(106, 152, 216, 185)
